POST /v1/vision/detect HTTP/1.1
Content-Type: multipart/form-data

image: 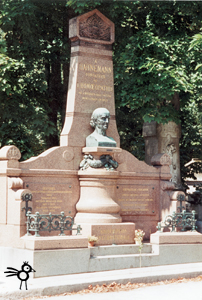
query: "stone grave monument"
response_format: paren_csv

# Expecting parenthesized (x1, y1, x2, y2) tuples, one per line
(0, 9, 188, 277)
(143, 121, 182, 190)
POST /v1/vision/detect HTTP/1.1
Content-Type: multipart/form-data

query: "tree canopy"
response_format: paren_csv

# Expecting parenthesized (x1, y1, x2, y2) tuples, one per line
(0, 0, 202, 180)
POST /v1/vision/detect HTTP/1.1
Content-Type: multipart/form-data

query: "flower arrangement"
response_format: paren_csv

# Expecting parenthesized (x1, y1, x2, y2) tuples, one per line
(134, 229, 145, 246)
(88, 235, 98, 247)
(88, 236, 98, 242)
(134, 229, 145, 268)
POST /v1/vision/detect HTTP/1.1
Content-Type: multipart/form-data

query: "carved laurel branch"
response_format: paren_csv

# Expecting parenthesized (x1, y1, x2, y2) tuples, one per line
(80, 154, 118, 171)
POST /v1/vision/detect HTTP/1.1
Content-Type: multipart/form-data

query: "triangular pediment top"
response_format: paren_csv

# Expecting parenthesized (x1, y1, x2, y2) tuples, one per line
(69, 9, 114, 44)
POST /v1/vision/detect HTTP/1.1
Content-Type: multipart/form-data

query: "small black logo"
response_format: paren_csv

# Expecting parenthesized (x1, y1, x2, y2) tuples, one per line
(4, 261, 35, 290)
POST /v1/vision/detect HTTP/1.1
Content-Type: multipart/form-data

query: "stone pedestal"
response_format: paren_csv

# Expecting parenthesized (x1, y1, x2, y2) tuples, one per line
(74, 147, 135, 245)
(75, 169, 122, 223)
(75, 146, 122, 224)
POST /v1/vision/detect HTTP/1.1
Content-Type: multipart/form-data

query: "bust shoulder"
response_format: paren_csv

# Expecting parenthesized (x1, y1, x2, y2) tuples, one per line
(86, 132, 116, 147)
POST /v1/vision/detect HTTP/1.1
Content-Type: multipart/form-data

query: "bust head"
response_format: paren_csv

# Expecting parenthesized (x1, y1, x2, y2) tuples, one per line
(86, 108, 116, 147)
(90, 108, 110, 135)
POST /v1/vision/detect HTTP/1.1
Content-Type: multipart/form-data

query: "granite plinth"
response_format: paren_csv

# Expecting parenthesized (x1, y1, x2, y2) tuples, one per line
(151, 231, 202, 244)
(21, 235, 88, 250)
(86, 130, 117, 148)
(82, 146, 122, 155)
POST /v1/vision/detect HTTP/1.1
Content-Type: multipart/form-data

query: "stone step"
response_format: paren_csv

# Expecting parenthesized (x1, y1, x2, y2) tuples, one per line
(90, 243, 152, 256)
(88, 244, 154, 273)
(89, 251, 157, 272)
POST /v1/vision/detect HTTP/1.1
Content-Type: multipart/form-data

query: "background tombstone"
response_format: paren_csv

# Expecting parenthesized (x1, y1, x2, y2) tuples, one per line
(143, 121, 182, 189)
(157, 122, 182, 189)
(142, 121, 158, 165)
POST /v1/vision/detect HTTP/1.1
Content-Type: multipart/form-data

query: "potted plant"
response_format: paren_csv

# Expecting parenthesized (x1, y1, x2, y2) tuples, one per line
(88, 236, 98, 247)
(134, 229, 145, 268)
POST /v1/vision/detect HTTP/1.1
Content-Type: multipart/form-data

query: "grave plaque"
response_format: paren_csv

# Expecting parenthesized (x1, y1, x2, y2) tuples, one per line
(88, 224, 135, 245)
(23, 177, 79, 216)
(33, 184, 72, 213)
(116, 184, 157, 216)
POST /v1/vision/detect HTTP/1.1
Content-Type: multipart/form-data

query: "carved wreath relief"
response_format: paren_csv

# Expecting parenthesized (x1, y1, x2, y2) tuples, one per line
(79, 13, 111, 41)
(80, 154, 118, 171)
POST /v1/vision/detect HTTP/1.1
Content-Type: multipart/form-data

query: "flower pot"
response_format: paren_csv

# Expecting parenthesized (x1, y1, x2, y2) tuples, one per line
(88, 241, 95, 247)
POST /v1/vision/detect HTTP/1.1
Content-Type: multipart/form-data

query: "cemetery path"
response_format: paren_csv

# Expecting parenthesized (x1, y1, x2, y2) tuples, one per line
(22, 278, 202, 300)
(1, 263, 202, 300)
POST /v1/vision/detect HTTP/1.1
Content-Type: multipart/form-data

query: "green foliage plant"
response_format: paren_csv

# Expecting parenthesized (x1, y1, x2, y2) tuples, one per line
(0, 0, 201, 182)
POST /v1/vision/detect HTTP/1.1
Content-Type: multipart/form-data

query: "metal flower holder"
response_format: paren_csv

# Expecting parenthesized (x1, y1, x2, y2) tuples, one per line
(26, 211, 82, 237)
(157, 210, 197, 232)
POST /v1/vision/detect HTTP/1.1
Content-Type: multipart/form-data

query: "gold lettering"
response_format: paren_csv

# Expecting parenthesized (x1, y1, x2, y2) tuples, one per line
(95, 65, 102, 72)
(79, 63, 112, 74)
(78, 82, 112, 92)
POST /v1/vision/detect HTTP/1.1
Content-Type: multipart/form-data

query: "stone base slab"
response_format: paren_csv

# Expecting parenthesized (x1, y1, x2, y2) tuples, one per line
(21, 235, 88, 250)
(73, 223, 135, 245)
(150, 231, 202, 244)
(2, 243, 202, 278)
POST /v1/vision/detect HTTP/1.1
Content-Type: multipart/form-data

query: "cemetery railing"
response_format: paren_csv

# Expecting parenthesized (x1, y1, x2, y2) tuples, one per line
(26, 211, 82, 237)
(157, 210, 196, 232)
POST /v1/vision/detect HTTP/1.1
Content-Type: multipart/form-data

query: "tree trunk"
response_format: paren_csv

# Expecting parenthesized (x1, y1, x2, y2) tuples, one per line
(46, 55, 62, 149)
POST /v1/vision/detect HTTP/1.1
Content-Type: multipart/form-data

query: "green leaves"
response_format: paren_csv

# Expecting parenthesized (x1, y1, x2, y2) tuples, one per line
(0, 0, 75, 159)
(0, 0, 201, 180)
(111, 1, 202, 176)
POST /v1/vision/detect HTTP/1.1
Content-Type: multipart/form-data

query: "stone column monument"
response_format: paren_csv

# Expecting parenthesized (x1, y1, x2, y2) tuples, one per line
(60, 10, 135, 243)
(60, 9, 120, 162)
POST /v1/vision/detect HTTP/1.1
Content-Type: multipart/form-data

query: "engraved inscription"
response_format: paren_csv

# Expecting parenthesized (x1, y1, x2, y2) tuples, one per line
(77, 60, 113, 103)
(117, 185, 156, 215)
(79, 14, 110, 41)
(78, 91, 110, 102)
(79, 63, 112, 73)
(95, 228, 131, 242)
(32, 185, 73, 213)
(77, 83, 113, 92)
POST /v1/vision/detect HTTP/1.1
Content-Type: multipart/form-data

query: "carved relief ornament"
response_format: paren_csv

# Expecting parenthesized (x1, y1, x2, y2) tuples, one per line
(79, 13, 110, 41)
(69, 9, 114, 44)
